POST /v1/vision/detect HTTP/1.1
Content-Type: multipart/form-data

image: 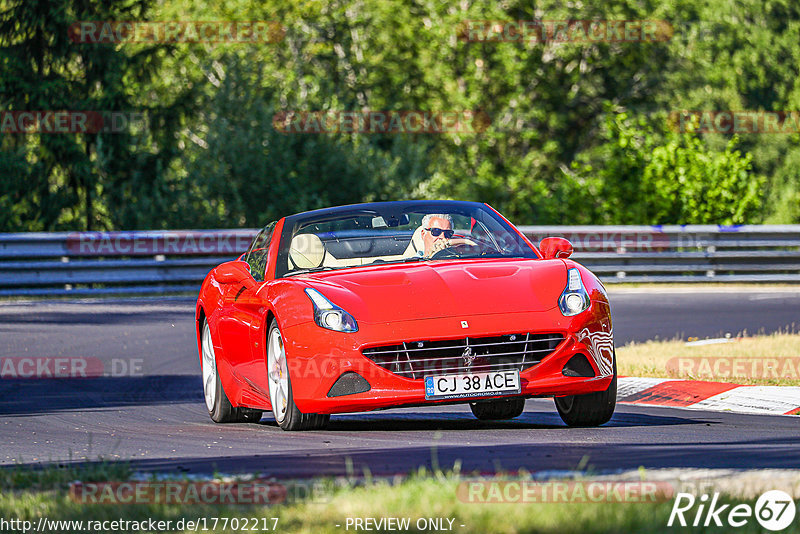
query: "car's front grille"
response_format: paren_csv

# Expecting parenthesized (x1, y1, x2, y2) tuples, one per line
(362, 333, 564, 380)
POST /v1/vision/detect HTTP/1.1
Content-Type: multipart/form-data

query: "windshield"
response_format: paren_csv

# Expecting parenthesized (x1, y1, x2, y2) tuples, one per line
(276, 202, 537, 278)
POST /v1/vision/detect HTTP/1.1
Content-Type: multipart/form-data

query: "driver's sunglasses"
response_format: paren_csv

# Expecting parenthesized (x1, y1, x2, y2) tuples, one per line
(426, 228, 455, 238)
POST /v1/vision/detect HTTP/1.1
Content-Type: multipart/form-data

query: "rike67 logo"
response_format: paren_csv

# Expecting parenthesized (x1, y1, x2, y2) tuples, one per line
(668, 490, 796, 531)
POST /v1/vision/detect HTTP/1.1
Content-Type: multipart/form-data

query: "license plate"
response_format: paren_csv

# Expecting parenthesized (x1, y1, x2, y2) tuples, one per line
(424, 370, 521, 400)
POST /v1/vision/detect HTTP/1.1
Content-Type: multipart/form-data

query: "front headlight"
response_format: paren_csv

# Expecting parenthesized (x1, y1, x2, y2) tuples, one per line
(559, 268, 590, 316)
(304, 288, 358, 332)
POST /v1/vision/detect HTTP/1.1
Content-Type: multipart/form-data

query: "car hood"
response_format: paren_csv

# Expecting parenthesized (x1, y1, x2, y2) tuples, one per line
(301, 259, 566, 323)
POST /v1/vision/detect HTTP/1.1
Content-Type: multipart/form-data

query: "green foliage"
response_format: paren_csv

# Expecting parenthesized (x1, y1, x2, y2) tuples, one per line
(176, 52, 433, 228)
(0, 465, 782, 534)
(0, 0, 797, 230)
(570, 112, 763, 224)
(0, 0, 193, 231)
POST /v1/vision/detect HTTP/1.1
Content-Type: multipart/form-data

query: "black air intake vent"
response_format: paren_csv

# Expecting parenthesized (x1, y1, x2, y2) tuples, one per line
(363, 333, 564, 380)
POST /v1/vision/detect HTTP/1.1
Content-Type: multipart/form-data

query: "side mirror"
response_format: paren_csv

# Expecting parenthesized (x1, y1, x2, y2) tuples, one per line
(215, 261, 254, 286)
(539, 237, 573, 259)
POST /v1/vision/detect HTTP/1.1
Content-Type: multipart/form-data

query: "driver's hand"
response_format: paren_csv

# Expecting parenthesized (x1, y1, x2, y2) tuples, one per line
(430, 238, 449, 256)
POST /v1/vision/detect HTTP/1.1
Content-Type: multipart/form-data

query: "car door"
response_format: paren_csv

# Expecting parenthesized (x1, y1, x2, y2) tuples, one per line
(213, 226, 271, 406)
(233, 223, 277, 406)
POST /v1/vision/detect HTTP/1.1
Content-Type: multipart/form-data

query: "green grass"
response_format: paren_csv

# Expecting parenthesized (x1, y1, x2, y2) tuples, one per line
(606, 283, 800, 290)
(1, 464, 797, 533)
(617, 332, 800, 386)
(0, 461, 132, 491)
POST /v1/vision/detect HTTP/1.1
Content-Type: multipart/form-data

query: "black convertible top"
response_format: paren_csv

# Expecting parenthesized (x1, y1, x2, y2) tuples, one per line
(284, 200, 490, 225)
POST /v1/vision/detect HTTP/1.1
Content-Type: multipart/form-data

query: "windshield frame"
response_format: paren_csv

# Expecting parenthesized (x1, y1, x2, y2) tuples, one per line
(274, 200, 537, 278)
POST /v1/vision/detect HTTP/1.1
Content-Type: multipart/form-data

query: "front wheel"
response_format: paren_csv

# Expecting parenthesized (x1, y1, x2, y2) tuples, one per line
(267, 319, 329, 431)
(554, 355, 616, 427)
(470, 398, 525, 420)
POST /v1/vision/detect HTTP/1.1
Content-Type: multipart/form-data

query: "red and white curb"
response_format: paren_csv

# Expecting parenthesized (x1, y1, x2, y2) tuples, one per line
(618, 377, 800, 416)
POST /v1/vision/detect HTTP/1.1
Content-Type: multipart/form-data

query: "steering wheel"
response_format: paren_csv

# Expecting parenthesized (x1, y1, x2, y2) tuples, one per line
(453, 233, 501, 252)
(430, 242, 475, 259)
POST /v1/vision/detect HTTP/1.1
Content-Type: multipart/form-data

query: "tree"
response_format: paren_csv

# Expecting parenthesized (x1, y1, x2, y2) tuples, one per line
(178, 51, 432, 227)
(0, 0, 191, 231)
(570, 112, 763, 224)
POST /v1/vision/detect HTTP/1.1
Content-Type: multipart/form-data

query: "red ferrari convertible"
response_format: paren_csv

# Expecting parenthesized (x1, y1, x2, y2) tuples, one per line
(196, 200, 616, 430)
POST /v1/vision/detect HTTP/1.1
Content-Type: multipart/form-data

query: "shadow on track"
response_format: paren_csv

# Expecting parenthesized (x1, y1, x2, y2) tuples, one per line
(0, 375, 202, 416)
(8, 435, 800, 477)
(253, 409, 700, 431)
(0, 310, 191, 326)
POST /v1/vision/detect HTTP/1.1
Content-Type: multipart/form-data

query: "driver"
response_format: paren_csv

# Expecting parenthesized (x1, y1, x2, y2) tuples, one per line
(419, 213, 455, 257)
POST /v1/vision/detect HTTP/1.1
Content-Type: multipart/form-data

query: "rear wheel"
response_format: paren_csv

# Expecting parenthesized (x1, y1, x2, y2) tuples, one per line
(267, 319, 329, 431)
(470, 398, 526, 420)
(201, 319, 262, 423)
(554, 354, 617, 427)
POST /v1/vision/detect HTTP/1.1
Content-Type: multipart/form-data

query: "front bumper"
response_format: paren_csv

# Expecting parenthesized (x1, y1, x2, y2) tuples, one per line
(282, 302, 613, 415)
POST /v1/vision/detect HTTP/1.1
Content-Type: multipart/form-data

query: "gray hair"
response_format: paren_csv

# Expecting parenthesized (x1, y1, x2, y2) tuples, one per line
(421, 213, 453, 228)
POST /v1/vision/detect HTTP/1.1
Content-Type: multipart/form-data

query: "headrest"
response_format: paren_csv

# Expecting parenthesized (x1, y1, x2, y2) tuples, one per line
(403, 226, 425, 257)
(411, 226, 425, 252)
(289, 233, 325, 269)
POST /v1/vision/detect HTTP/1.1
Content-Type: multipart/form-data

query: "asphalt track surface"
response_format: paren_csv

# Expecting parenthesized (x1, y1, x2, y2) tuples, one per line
(1, 288, 798, 477)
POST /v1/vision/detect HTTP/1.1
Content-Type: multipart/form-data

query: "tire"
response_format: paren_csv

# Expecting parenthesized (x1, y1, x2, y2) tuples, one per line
(267, 319, 329, 431)
(554, 353, 617, 427)
(470, 397, 526, 420)
(201, 319, 263, 423)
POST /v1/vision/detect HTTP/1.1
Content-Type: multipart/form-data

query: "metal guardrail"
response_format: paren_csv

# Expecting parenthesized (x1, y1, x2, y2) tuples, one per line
(0, 225, 797, 296)
(520, 225, 800, 283)
(0, 230, 257, 296)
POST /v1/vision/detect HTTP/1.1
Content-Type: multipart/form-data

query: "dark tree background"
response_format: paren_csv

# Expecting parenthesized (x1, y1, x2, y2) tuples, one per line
(1, 0, 797, 230)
